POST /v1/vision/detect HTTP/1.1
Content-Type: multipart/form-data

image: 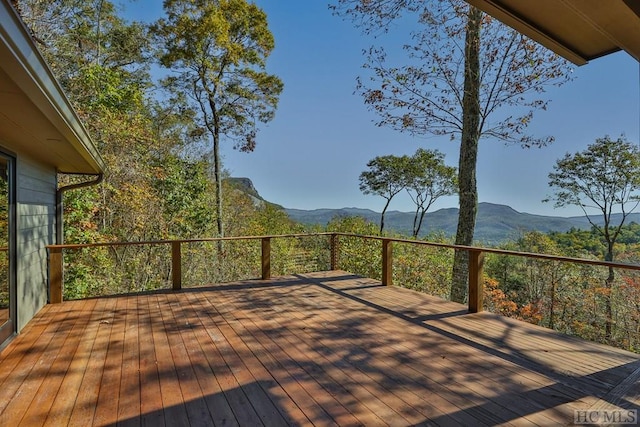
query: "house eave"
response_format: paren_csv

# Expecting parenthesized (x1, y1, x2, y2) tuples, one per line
(465, 0, 640, 65)
(0, 0, 105, 174)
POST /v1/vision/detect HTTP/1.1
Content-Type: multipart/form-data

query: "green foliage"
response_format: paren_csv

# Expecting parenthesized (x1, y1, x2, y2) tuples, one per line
(360, 149, 457, 236)
(404, 149, 457, 237)
(153, 0, 284, 238)
(546, 136, 640, 259)
(393, 235, 454, 299)
(546, 135, 640, 340)
(482, 230, 640, 351)
(152, 154, 215, 238)
(327, 216, 382, 279)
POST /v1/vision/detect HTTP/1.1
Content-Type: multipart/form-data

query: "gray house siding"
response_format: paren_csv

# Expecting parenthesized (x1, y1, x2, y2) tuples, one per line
(15, 155, 55, 332)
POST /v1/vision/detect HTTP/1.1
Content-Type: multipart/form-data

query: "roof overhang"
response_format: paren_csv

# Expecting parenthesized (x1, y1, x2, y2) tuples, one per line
(0, 0, 104, 174)
(465, 0, 640, 65)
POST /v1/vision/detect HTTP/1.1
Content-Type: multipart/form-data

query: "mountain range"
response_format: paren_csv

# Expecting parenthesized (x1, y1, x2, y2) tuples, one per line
(285, 203, 640, 244)
(227, 177, 639, 244)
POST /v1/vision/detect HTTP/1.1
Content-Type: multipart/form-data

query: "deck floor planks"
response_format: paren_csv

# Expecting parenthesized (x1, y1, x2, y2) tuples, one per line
(0, 302, 67, 404)
(183, 289, 316, 426)
(201, 287, 365, 426)
(18, 298, 97, 426)
(366, 281, 634, 368)
(254, 283, 486, 426)
(165, 291, 238, 426)
(116, 294, 143, 426)
(67, 296, 118, 426)
(92, 294, 127, 426)
(329, 274, 633, 393)
(217, 286, 414, 426)
(181, 290, 269, 426)
(137, 291, 166, 427)
(202, 285, 381, 426)
(148, 292, 191, 427)
(159, 291, 215, 426)
(0, 302, 64, 373)
(229, 279, 481, 427)
(43, 297, 109, 427)
(1, 270, 639, 426)
(69, 298, 117, 427)
(189, 290, 296, 427)
(294, 273, 635, 422)
(335, 275, 637, 384)
(269, 277, 553, 426)
(383, 286, 639, 400)
(204, 285, 390, 427)
(0, 299, 92, 424)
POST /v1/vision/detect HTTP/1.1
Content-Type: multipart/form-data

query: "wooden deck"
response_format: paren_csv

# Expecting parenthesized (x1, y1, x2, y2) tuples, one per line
(0, 271, 639, 426)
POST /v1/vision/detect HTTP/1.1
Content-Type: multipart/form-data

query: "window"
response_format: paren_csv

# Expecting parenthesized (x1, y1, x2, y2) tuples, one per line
(0, 153, 15, 346)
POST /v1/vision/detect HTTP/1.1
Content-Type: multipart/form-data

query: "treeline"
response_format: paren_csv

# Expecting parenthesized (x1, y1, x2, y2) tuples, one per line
(485, 226, 640, 352)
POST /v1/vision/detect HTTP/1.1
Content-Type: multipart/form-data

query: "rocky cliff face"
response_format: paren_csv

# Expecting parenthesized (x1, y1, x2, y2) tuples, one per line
(224, 177, 283, 209)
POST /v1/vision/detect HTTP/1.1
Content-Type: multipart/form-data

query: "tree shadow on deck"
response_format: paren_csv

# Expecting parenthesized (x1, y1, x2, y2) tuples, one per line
(290, 272, 640, 423)
(5, 272, 639, 426)
(102, 381, 304, 427)
(160, 272, 639, 424)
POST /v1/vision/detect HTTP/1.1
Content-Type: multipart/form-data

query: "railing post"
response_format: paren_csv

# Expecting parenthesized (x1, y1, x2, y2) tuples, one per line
(261, 237, 271, 280)
(49, 247, 63, 304)
(330, 234, 339, 270)
(468, 249, 485, 313)
(382, 239, 393, 286)
(171, 241, 182, 290)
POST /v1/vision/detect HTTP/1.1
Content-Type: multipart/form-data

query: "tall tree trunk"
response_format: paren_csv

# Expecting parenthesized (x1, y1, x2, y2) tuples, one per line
(604, 242, 614, 342)
(213, 132, 223, 239)
(414, 207, 426, 238)
(380, 198, 392, 235)
(548, 279, 556, 329)
(212, 111, 224, 261)
(207, 94, 224, 241)
(450, 6, 482, 304)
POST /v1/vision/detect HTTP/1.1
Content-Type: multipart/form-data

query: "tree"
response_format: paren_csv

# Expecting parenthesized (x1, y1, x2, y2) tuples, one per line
(545, 135, 640, 341)
(153, 0, 283, 239)
(332, 0, 571, 302)
(359, 154, 410, 235)
(404, 149, 457, 238)
(16, 0, 151, 112)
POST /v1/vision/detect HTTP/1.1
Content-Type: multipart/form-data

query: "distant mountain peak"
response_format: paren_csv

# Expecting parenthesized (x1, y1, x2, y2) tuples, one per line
(225, 177, 262, 200)
(225, 177, 284, 210)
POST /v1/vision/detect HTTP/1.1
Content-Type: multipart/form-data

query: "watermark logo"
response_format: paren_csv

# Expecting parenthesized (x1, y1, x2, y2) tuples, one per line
(574, 410, 638, 425)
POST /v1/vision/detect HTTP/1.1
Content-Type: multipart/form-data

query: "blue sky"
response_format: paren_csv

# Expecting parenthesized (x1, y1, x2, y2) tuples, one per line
(120, 1, 640, 217)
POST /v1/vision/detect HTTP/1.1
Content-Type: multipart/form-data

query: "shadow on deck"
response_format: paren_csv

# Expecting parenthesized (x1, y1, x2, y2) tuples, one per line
(1, 270, 638, 426)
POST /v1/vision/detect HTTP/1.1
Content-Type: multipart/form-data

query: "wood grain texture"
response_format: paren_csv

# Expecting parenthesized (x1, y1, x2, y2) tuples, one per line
(1, 270, 638, 426)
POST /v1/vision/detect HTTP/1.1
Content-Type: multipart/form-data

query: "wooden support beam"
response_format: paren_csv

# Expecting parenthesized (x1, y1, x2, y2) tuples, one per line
(382, 239, 393, 286)
(261, 237, 271, 280)
(49, 247, 63, 303)
(468, 249, 485, 313)
(171, 241, 182, 290)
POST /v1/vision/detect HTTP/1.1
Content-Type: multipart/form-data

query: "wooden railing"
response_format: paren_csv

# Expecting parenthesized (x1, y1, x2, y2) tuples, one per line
(46, 233, 640, 314)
